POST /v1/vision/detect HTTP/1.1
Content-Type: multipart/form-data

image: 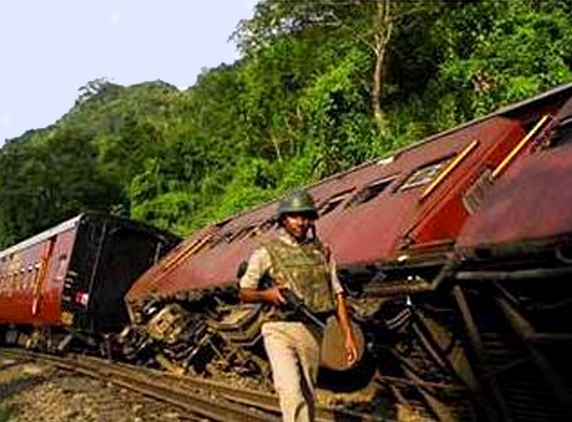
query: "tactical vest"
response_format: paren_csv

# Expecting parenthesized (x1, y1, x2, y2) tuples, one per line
(263, 236, 336, 314)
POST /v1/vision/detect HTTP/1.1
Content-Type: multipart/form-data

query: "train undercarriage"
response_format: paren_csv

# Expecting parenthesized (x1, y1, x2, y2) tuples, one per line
(2, 243, 570, 421)
(118, 240, 572, 421)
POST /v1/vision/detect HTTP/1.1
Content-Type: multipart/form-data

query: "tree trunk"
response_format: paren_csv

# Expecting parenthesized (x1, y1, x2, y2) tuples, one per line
(371, 0, 392, 135)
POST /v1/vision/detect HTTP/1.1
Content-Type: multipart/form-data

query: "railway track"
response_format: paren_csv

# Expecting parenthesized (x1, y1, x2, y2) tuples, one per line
(0, 348, 277, 421)
(0, 348, 389, 421)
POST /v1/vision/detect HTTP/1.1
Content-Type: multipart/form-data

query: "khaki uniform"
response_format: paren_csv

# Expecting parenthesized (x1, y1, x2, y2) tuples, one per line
(240, 229, 343, 422)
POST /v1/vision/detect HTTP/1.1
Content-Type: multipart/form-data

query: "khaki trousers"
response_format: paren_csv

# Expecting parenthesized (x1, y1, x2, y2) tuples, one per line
(262, 321, 321, 422)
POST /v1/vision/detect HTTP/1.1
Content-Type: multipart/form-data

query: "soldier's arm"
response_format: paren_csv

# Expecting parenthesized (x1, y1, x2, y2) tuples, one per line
(239, 248, 286, 306)
(335, 293, 358, 365)
(330, 256, 359, 365)
(240, 287, 286, 306)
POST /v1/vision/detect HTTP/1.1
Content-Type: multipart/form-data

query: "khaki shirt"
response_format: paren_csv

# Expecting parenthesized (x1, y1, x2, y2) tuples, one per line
(239, 229, 344, 295)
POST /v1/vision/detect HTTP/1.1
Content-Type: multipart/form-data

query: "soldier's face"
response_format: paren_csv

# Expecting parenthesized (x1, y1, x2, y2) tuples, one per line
(283, 213, 312, 241)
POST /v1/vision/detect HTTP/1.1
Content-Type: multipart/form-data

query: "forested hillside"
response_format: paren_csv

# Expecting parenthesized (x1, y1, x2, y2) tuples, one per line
(1, 0, 572, 247)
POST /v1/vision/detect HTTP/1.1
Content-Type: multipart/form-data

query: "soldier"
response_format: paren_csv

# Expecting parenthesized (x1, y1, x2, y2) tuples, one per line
(239, 189, 359, 422)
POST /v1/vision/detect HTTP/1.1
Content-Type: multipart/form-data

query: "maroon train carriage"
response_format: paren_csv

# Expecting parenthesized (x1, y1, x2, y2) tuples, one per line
(127, 114, 526, 300)
(458, 92, 572, 259)
(126, 83, 572, 304)
(0, 212, 180, 350)
(120, 82, 572, 421)
(448, 95, 572, 421)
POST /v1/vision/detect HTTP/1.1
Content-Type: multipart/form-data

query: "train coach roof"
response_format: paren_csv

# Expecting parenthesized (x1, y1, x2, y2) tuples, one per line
(0, 212, 181, 261)
(0, 214, 83, 260)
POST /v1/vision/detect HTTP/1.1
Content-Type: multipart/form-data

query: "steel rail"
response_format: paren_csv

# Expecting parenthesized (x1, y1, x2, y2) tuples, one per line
(148, 366, 388, 422)
(1, 348, 391, 421)
(0, 349, 279, 422)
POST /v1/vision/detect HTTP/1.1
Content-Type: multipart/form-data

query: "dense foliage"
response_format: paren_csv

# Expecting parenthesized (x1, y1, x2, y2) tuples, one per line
(1, 0, 572, 247)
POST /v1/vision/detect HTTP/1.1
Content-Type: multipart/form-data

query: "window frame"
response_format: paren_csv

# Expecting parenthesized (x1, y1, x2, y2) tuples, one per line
(345, 175, 398, 208)
(398, 155, 455, 192)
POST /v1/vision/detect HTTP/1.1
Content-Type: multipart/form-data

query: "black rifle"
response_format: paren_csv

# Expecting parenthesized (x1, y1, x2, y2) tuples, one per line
(236, 260, 327, 331)
(280, 288, 327, 332)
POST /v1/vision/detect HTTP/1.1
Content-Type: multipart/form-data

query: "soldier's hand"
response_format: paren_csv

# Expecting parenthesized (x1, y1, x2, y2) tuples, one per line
(345, 335, 359, 367)
(264, 287, 287, 306)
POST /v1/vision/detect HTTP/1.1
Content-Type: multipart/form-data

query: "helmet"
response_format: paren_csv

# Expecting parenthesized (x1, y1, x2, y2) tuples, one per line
(277, 189, 318, 220)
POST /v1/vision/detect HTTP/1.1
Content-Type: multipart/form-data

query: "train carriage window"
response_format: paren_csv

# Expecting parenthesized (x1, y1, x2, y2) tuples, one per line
(55, 254, 68, 282)
(210, 226, 251, 248)
(207, 218, 236, 249)
(398, 156, 453, 191)
(346, 176, 397, 208)
(9, 271, 16, 290)
(19, 267, 26, 290)
(209, 230, 234, 249)
(549, 116, 572, 148)
(256, 216, 279, 234)
(228, 225, 258, 243)
(23, 267, 32, 289)
(214, 216, 282, 248)
(319, 188, 355, 216)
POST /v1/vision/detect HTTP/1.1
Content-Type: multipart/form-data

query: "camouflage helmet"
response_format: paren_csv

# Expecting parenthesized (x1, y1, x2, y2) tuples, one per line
(277, 189, 319, 220)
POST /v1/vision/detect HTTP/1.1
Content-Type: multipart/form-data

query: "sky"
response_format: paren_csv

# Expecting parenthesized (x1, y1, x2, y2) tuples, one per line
(0, 0, 256, 145)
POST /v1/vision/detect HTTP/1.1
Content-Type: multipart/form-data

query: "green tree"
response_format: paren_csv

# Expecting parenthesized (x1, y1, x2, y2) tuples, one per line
(0, 129, 123, 245)
(2, 0, 572, 244)
(431, 0, 572, 120)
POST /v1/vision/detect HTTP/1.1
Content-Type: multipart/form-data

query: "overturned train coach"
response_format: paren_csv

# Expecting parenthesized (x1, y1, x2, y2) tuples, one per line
(0, 213, 180, 352)
(124, 82, 572, 421)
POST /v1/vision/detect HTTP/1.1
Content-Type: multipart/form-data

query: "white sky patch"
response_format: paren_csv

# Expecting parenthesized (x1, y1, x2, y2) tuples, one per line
(0, 2, 256, 143)
(109, 12, 120, 24)
(244, 0, 256, 10)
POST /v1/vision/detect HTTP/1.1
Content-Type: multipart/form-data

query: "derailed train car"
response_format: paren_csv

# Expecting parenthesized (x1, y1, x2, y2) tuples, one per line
(123, 82, 572, 421)
(0, 212, 180, 351)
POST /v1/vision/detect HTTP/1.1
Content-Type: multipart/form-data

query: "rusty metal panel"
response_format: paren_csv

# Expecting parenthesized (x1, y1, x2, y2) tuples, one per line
(458, 141, 572, 251)
(403, 119, 525, 250)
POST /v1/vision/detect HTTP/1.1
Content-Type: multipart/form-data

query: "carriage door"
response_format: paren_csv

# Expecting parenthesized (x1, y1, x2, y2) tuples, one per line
(32, 237, 56, 316)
